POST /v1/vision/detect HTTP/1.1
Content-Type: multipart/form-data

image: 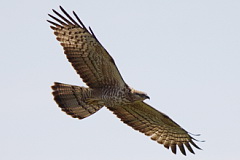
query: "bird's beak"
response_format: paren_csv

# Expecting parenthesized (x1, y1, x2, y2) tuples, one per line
(146, 96, 150, 100)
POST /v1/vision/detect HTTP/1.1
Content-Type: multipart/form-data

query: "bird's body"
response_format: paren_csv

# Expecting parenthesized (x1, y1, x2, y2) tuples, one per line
(48, 6, 201, 155)
(99, 86, 132, 106)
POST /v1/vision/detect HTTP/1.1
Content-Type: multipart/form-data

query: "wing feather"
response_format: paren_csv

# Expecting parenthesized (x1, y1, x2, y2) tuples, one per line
(108, 102, 201, 155)
(48, 6, 126, 88)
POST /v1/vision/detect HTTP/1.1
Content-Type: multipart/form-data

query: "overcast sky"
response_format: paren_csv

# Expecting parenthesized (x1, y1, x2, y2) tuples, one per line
(1, 0, 240, 160)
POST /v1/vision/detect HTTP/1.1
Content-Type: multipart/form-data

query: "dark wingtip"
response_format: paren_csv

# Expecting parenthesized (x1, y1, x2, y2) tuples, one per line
(190, 139, 202, 150)
(59, 6, 67, 15)
(171, 145, 177, 154)
(184, 142, 195, 154)
(178, 143, 186, 156)
(51, 82, 61, 90)
(52, 9, 56, 13)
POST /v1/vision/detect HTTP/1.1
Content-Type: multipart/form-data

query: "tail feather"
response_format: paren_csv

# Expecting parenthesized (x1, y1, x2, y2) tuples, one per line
(51, 82, 103, 119)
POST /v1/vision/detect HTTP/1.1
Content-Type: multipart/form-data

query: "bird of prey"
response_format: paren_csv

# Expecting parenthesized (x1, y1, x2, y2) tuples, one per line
(48, 6, 201, 155)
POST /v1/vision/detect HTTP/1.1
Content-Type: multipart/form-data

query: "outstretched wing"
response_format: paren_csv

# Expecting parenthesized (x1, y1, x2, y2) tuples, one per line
(109, 102, 201, 155)
(48, 6, 126, 88)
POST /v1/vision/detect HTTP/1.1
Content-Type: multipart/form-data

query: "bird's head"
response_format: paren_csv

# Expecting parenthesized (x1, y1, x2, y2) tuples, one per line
(131, 89, 150, 102)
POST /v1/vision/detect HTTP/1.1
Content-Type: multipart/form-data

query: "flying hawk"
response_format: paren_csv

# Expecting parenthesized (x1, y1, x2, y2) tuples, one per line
(48, 6, 201, 155)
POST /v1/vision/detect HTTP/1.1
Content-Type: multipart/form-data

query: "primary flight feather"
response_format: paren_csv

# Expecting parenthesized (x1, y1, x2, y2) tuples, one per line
(48, 6, 201, 155)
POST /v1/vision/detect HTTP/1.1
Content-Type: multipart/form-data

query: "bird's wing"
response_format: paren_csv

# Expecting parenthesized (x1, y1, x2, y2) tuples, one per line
(108, 102, 201, 155)
(48, 6, 126, 88)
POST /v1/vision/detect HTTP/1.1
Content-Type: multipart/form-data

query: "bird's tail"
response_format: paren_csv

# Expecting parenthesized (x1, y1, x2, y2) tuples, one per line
(51, 82, 104, 119)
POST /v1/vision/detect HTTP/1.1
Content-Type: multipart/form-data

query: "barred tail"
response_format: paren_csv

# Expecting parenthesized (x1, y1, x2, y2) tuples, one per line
(51, 82, 103, 119)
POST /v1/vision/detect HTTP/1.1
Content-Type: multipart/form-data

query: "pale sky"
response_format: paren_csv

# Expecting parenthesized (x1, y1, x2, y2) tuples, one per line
(1, 0, 240, 160)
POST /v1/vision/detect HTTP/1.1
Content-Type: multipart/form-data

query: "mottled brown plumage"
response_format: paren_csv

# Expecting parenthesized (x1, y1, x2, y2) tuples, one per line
(48, 6, 201, 155)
